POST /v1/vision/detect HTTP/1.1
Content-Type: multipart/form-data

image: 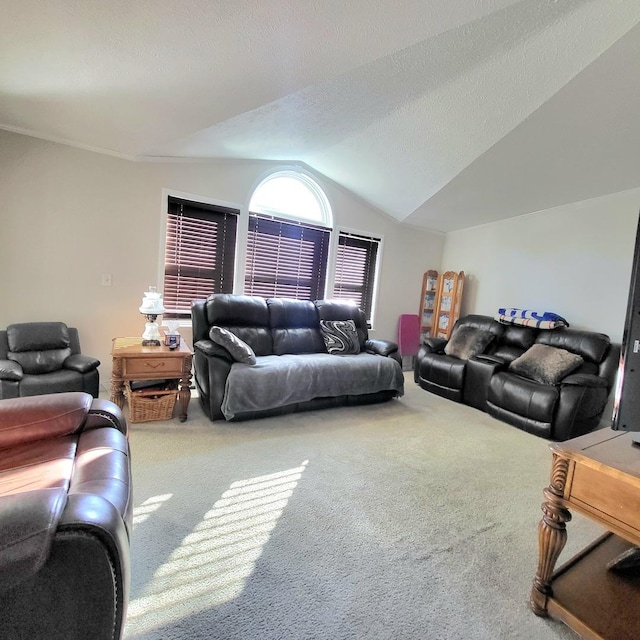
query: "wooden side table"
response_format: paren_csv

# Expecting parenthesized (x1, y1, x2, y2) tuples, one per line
(110, 337, 193, 422)
(530, 429, 640, 640)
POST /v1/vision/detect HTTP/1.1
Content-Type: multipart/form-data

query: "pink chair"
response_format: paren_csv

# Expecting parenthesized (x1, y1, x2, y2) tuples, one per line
(397, 314, 420, 370)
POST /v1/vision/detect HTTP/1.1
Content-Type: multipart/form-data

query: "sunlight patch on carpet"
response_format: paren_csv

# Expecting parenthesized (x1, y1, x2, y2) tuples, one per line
(132, 494, 173, 527)
(125, 461, 309, 637)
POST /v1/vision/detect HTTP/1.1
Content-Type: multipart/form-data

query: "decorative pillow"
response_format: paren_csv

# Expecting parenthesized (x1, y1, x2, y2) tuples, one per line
(209, 326, 257, 365)
(508, 343, 583, 385)
(444, 326, 494, 360)
(320, 320, 361, 355)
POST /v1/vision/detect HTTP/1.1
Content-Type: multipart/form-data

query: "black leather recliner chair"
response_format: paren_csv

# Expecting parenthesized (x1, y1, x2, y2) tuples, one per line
(0, 322, 100, 399)
(0, 392, 132, 640)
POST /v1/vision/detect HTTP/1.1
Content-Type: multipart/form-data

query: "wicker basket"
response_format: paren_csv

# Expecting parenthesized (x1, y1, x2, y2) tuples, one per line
(125, 381, 177, 423)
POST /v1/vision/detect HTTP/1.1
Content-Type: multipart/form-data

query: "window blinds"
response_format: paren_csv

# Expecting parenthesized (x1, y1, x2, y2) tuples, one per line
(244, 215, 330, 301)
(333, 231, 380, 321)
(163, 197, 239, 318)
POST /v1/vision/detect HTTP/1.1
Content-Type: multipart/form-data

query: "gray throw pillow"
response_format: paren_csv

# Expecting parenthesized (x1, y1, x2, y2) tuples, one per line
(444, 326, 494, 360)
(509, 343, 583, 385)
(209, 326, 257, 365)
(320, 320, 361, 355)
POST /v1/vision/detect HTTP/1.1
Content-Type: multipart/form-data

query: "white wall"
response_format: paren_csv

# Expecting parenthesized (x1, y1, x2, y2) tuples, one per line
(6, 127, 635, 393)
(0, 130, 443, 382)
(441, 188, 640, 342)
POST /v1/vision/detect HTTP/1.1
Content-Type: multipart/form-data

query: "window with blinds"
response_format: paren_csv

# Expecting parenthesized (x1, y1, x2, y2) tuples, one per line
(244, 215, 330, 300)
(163, 197, 239, 319)
(333, 231, 380, 322)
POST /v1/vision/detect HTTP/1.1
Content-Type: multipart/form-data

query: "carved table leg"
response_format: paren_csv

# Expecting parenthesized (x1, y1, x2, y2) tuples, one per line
(177, 354, 193, 422)
(530, 454, 572, 616)
(110, 357, 125, 409)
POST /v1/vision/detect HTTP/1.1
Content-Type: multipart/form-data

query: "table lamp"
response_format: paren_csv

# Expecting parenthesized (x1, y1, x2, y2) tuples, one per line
(139, 286, 165, 346)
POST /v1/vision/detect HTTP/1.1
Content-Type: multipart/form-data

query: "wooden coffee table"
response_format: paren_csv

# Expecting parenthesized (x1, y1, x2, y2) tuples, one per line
(530, 429, 640, 640)
(110, 337, 193, 422)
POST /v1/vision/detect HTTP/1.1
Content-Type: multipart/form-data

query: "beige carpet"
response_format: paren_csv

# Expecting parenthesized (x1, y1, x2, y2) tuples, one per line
(120, 383, 603, 640)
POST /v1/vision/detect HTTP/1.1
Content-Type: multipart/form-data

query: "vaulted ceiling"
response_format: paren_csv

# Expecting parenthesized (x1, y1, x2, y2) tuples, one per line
(1, 0, 639, 232)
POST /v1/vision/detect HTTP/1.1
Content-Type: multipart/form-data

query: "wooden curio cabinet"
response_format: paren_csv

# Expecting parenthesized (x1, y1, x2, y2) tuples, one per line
(432, 271, 465, 340)
(418, 270, 439, 341)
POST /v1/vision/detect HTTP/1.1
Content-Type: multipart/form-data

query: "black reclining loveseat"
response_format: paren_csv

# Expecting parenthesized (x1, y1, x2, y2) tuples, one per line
(192, 294, 404, 421)
(414, 314, 620, 441)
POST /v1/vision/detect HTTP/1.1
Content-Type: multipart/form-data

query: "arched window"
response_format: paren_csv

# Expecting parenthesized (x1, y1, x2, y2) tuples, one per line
(245, 171, 333, 300)
(249, 171, 332, 227)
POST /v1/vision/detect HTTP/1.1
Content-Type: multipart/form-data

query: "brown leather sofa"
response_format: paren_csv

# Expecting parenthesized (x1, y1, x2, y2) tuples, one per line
(0, 392, 132, 640)
(414, 314, 620, 441)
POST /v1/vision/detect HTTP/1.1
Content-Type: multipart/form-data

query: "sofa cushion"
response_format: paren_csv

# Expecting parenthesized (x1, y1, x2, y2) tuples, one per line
(209, 326, 257, 365)
(204, 294, 273, 355)
(444, 326, 494, 360)
(508, 343, 584, 385)
(267, 298, 325, 355)
(535, 328, 610, 363)
(320, 320, 361, 355)
(7, 323, 70, 352)
(488, 372, 559, 427)
(8, 349, 71, 375)
(500, 325, 537, 350)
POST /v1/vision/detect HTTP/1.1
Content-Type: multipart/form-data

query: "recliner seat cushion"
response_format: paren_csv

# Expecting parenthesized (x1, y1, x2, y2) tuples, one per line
(8, 349, 72, 375)
(418, 353, 466, 390)
(489, 372, 559, 424)
(20, 370, 87, 396)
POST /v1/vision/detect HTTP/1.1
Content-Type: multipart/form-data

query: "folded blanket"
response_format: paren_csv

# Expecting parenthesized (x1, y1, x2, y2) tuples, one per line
(495, 313, 568, 330)
(497, 307, 569, 325)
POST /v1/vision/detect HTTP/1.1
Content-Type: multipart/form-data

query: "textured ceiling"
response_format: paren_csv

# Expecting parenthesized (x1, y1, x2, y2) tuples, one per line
(1, 0, 639, 232)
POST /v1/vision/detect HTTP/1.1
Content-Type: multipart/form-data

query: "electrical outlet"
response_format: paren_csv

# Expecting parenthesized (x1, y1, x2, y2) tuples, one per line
(101, 273, 112, 287)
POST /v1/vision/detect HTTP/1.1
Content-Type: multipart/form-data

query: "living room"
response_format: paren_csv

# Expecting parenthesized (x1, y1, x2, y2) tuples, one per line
(2, 2, 640, 639)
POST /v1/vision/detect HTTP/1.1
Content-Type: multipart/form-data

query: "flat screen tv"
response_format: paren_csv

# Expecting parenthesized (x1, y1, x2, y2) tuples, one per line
(611, 210, 640, 445)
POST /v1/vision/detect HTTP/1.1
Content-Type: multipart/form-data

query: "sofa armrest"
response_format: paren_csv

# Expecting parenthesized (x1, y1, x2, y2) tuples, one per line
(63, 354, 100, 373)
(561, 373, 609, 389)
(84, 398, 127, 436)
(422, 337, 447, 354)
(0, 392, 93, 450)
(364, 339, 398, 357)
(0, 488, 67, 591)
(464, 356, 507, 411)
(0, 359, 22, 381)
(473, 354, 508, 367)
